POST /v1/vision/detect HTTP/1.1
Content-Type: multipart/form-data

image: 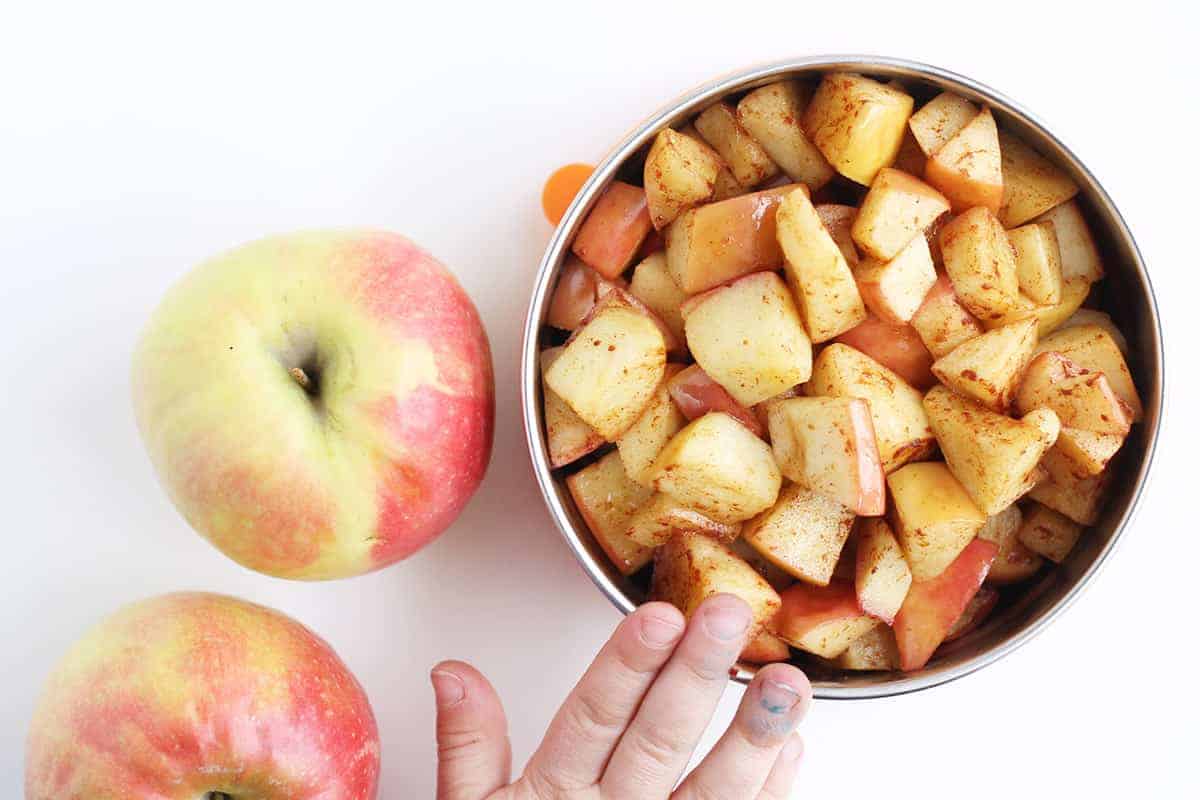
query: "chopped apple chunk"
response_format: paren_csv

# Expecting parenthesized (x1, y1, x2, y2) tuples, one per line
(1007, 221, 1063, 306)
(628, 252, 687, 344)
(1035, 325, 1142, 422)
(834, 624, 899, 671)
(939, 207, 1021, 323)
(1053, 427, 1125, 476)
(834, 314, 936, 390)
(566, 452, 654, 575)
(925, 108, 1003, 213)
(925, 386, 1060, 515)
(615, 363, 686, 485)
(650, 533, 782, 634)
(776, 187, 867, 342)
(997, 130, 1079, 228)
(643, 128, 722, 230)
(808, 344, 936, 473)
(541, 347, 604, 468)
(944, 585, 1000, 642)
(695, 101, 780, 188)
(908, 91, 977, 156)
(772, 580, 879, 658)
(649, 412, 782, 524)
(1015, 351, 1132, 435)
(888, 462, 986, 580)
(1035, 201, 1103, 285)
(803, 73, 914, 185)
(743, 483, 857, 586)
(851, 168, 950, 261)
(736, 81, 835, 190)
(766, 397, 885, 515)
(682, 271, 813, 406)
(855, 518, 913, 624)
(815, 204, 861, 267)
(545, 295, 667, 440)
(571, 181, 652, 279)
(626, 492, 740, 547)
(1017, 503, 1084, 563)
(666, 364, 763, 436)
(910, 272, 986, 358)
(977, 504, 1043, 584)
(855, 235, 938, 324)
(741, 631, 792, 664)
(931, 317, 1038, 413)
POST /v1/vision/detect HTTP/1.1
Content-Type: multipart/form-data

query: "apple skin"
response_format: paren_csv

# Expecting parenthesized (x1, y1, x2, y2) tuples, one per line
(26, 592, 379, 799)
(133, 230, 494, 579)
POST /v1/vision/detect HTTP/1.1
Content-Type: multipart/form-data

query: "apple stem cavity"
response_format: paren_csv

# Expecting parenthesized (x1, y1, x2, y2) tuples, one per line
(206, 794, 235, 800)
(290, 366, 312, 391)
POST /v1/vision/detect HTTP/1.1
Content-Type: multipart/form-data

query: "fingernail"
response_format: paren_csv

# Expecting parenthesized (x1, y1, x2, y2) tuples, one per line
(640, 614, 684, 648)
(704, 600, 751, 641)
(431, 669, 465, 707)
(781, 734, 804, 764)
(759, 679, 804, 715)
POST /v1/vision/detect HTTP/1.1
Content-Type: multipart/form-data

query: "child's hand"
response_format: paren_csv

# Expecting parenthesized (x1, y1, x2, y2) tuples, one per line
(431, 594, 811, 799)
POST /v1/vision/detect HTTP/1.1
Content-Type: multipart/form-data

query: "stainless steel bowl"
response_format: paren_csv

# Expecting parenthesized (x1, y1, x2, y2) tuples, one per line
(522, 56, 1163, 699)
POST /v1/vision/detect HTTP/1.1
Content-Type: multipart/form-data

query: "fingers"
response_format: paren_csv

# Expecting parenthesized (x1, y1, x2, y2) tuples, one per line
(758, 734, 805, 800)
(674, 662, 811, 800)
(522, 603, 685, 793)
(432, 660, 512, 800)
(600, 594, 753, 798)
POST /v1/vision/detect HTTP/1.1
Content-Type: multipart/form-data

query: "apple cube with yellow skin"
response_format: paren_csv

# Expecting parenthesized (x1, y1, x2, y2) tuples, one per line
(665, 183, 805, 294)
(834, 314, 936, 390)
(772, 580, 879, 658)
(742, 483, 857, 586)
(695, 101, 780, 188)
(776, 187, 867, 342)
(908, 91, 978, 157)
(835, 623, 900, 671)
(741, 631, 793, 664)
(1035, 325, 1143, 421)
(766, 397, 886, 515)
(26, 593, 381, 800)
(855, 518, 913, 624)
(682, 271, 813, 407)
(1029, 461, 1111, 525)
(629, 252, 688, 343)
(1018, 503, 1084, 563)
(545, 294, 666, 440)
(541, 347, 604, 468)
(851, 168, 950, 261)
(997, 130, 1079, 228)
(925, 385, 1061, 515)
(643, 129, 722, 230)
(925, 108, 1003, 213)
(931, 317, 1039, 413)
(815, 204, 861, 267)
(615, 363, 686, 485)
(887, 462, 987, 580)
(737, 81, 834, 189)
(802, 73, 914, 185)
(650, 412, 782, 524)
(977, 504, 1043, 584)
(910, 272, 986, 358)
(855, 235, 938, 324)
(571, 180, 652, 279)
(894, 538, 998, 671)
(650, 533, 782, 635)
(1016, 351, 1133, 435)
(1008, 221, 1063, 305)
(131, 231, 494, 580)
(945, 585, 1000, 642)
(1053, 427, 1125, 476)
(547, 257, 604, 331)
(807, 343, 936, 473)
(939, 207, 1022, 323)
(626, 492, 740, 548)
(567, 451, 655, 575)
(1060, 309, 1130, 356)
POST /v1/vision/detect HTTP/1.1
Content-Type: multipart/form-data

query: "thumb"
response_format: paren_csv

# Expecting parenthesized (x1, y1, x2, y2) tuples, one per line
(432, 660, 512, 800)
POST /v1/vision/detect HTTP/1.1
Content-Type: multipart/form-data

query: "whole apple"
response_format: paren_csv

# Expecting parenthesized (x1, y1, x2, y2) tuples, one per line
(132, 230, 494, 579)
(26, 592, 380, 799)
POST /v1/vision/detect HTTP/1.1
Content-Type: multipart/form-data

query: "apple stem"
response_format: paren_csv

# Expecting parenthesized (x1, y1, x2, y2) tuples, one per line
(290, 367, 312, 391)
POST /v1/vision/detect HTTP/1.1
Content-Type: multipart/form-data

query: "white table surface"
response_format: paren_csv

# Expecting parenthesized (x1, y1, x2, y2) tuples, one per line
(3, 2, 1196, 796)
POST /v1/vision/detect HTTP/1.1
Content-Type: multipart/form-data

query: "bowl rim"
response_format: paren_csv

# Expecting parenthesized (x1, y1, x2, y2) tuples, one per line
(521, 54, 1164, 699)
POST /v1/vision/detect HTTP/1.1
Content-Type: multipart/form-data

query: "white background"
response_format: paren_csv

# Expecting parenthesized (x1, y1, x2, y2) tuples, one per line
(2, 2, 1197, 796)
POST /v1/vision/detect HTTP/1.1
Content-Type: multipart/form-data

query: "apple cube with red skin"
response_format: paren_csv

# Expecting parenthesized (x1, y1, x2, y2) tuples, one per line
(616, 363, 686, 484)
(547, 257, 605, 331)
(925, 108, 1003, 213)
(888, 462, 987, 580)
(772, 580, 879, 658)
(945, 585, 1000, 642)
(977, 504, 1043, 584)
(1015, 351, 1133, 435)
(682, 271, 813, 407)
(1035, 325, 1143, 422)
(855, 235, 938, 324)
(835, 314, 936, 391)
(894, 538, 998, 671)
(766, 397, 886, 515)
(650, 533, 782, 635)
(851, 168, 950, 261)
(741, 631, 793, 664)
(665, 184, 805, 294)
(835, 623, 900, 671)
(571, 181, 653, 279)
(567, 451, 655, 575)
(855, 518, 913, 624)
(1018, 503, 1084, 563)
(910, 272, 986, 359)
(743, 483, 857, 586)
(626, 492, 740, 548)
(667, 364, 763, 437)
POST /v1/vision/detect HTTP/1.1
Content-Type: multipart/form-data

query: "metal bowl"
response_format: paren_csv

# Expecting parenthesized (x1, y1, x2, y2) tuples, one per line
(521, 56, 1163, 699)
